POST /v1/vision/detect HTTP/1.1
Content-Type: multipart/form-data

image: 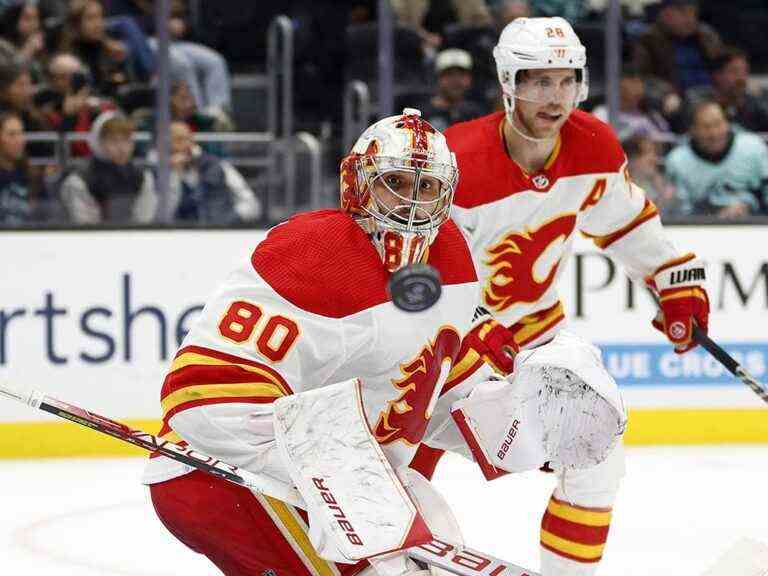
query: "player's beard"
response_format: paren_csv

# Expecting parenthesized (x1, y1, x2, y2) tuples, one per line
(513, 101, 570, 141)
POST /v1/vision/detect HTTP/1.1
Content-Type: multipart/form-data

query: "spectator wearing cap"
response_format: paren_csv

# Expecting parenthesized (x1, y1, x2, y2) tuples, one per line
(592, 65, 669, 141)
(59, 111, 157, 223)
(633, 0, 723, 99)
(413, 48, 488, 132)
(673, 46, 768, 134)
(665, 100, 768, 218)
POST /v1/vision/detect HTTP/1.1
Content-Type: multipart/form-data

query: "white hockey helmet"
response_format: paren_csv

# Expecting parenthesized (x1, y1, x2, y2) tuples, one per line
(493, 17, 588, 119)
(340, 108, 458, 272)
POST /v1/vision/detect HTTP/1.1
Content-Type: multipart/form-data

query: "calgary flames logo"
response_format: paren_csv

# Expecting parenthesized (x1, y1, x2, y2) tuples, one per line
(483, 214, 577, 312)
(374, 326, 461, 445)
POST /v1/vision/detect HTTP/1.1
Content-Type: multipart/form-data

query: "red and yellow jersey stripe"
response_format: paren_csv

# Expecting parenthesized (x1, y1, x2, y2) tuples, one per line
(581, 198, 659, 250)
(540, 495, 613, 563)
(158, 344, 292, 432)
(509, 301, 564, 348)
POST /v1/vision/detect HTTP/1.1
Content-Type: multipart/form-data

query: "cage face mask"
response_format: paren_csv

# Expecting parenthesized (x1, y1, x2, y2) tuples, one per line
(340, 108, 458, 272)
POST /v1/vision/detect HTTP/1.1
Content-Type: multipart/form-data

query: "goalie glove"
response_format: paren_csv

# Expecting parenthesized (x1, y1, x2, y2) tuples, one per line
(647, 254, 709, 354)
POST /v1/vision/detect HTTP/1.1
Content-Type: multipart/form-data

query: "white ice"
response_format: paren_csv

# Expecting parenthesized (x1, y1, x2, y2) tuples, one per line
(1, 446, 767, 575)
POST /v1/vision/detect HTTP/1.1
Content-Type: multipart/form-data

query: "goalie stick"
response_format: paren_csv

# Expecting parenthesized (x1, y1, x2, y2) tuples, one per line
(0, 382, 539, 576)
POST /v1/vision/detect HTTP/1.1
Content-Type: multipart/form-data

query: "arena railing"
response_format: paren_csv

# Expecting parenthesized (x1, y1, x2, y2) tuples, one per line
(23, 130, 324, 223)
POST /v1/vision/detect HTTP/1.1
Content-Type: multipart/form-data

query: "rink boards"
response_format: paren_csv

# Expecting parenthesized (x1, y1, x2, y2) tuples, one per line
(1, 225, 766, 457)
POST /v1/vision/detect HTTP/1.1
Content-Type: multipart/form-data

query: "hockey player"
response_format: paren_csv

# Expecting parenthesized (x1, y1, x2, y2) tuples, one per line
(143, 108, 627, 576)
(413, 17, 711, 576)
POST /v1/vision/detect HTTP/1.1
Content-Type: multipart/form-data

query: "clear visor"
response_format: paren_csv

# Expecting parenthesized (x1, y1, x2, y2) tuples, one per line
(508, 69, 586, 106)
(360, 154, 457, 234)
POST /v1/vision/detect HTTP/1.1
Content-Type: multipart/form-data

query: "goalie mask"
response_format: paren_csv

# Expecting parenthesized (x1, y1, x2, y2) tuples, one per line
(493, 17, 589, 121)
(340, 108, 458, 272)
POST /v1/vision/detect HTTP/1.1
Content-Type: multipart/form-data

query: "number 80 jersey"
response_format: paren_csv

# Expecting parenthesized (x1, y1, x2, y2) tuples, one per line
(143, 209, 486, 485)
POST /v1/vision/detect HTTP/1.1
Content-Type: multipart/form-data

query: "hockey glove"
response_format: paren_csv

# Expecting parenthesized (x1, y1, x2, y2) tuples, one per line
(647, 254, 709, 354)
(463, 314, 519, 375)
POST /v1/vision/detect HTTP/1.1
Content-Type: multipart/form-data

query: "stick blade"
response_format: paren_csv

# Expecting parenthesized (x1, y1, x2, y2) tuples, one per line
(702, 538, 768, 576)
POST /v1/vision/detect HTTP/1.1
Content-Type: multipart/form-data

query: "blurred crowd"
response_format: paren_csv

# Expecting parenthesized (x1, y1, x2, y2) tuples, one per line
(1, 0, 767, 227)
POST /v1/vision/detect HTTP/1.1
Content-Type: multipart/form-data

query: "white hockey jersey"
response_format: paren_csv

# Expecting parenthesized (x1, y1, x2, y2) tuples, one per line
(445, 110, 681, 348)
(143, 210, 488, 486)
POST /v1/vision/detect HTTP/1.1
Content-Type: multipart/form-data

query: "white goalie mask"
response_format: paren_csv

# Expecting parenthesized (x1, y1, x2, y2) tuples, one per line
(493, 17, 589, 121)
(340, 108, 458, 272)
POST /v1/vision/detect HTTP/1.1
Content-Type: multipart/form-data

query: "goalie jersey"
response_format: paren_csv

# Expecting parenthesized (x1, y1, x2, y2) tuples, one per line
(143, 210, 486, 485)
(445, 110, 680, 348)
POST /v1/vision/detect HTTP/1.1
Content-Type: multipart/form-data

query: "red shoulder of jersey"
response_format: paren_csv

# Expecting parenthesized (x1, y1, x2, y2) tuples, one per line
(560, 109, 626, 174)
(446, 109, 626, 209)
(426, 218, 477, 286)
(251, 210, 476, 318)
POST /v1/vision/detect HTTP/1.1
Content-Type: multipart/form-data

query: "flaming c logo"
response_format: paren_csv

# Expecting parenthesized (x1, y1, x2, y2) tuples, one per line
(374, 326, 461, 445)
(483, 214, 577, 312)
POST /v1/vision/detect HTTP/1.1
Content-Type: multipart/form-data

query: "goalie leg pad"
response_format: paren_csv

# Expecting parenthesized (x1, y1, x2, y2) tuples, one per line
(273, 378, 432, 563)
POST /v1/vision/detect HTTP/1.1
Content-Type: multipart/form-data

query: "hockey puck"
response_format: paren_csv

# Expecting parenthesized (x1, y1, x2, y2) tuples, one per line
(388, 264, 442, 312)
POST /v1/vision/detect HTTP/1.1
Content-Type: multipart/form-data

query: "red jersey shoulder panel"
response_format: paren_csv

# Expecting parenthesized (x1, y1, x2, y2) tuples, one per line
(559, 109, 626, 175)
(426, 218, 478, 286)
(447, 110, 627, 209)
(251, 210, 476, 318)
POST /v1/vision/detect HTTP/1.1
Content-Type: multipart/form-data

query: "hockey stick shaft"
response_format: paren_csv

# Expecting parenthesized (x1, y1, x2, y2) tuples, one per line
(649, 291, 768, 404)
(0, 382, 305, 507)
(0, 382, 539, 576)
(692, 325, 768, 405)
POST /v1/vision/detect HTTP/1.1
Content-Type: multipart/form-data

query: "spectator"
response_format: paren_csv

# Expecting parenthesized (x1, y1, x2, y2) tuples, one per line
(0, 58, 48, 131)
(391, 0, 492, 59)
(633, 0, 723, 98)
(592, 65, 669, 141)
(106, 0, 232, 115)
(61, 0, 139, 98)
(0, 2, 45, 79)
(59, 110, 156, 223)
(496, 0, 531, 27)
(0, 110, 40, 225)
(151, 120, 260, 224)
(415, 48, 487, 131)
(528, 0, 588, 23)
(665, 100, 768, 218)
(674, 47, 768, 134)
(623, 133, 676, 215)
(38, 52, 116, 156)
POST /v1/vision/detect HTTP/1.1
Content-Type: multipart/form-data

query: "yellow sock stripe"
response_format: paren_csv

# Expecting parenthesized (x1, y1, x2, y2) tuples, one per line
(540, 529, 606, 561)
(546, 498, 612, 527)
(161, 382, 285, 414)
(262, 495, 338, 576)
(169, 352, 291, 395)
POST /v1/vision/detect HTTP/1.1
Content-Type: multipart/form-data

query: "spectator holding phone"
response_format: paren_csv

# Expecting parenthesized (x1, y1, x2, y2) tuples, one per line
(38, 52, 115, 156)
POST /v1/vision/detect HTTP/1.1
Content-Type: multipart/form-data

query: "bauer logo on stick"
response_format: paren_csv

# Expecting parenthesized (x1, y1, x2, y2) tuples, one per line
(388, 263, 442, 312)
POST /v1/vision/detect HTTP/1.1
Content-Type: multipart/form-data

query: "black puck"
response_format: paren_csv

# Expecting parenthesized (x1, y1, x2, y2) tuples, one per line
(388, 264, 442, 312)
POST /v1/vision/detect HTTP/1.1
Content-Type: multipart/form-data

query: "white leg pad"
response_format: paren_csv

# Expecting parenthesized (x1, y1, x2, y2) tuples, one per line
(273, 379, 432, 562)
